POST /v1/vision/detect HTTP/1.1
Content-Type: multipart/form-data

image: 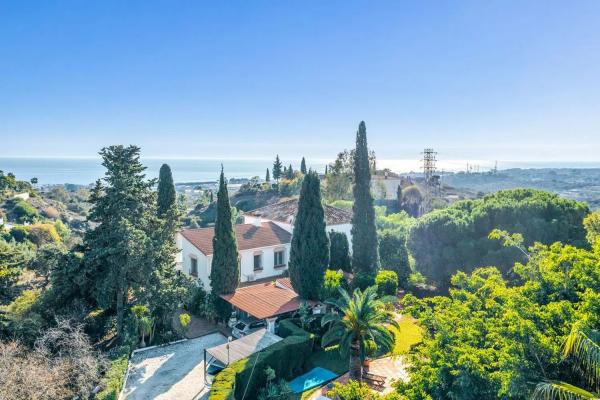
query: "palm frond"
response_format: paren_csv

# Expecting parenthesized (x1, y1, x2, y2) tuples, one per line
(533, 381, 599, 400)
(564, 329, 600, 387)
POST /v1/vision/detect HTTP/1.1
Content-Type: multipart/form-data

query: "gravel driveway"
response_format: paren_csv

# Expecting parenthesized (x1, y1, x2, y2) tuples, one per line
(122, 332, 228, 400)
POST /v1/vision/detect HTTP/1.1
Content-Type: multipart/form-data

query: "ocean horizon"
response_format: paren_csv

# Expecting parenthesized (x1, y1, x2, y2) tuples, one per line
(1, 157, 600, 185)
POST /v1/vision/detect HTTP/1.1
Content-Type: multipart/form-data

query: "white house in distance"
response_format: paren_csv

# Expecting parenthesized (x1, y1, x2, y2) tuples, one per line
(243, 199, 353, 240)
(176, 221, 292, 291)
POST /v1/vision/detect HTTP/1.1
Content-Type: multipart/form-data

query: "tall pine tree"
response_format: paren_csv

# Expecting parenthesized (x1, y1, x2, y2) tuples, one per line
(289, 171, 329, 300)
(273, 155, 283, 182)
(209, 167, 240, 320)
(83, 145, 156, 338)
(351, 121, 379, 274)
(300, 157, 307, 174)
(157, 163, 176, 217)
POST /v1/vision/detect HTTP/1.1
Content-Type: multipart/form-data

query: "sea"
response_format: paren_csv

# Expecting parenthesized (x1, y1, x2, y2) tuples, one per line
(1, 157, 600, 186)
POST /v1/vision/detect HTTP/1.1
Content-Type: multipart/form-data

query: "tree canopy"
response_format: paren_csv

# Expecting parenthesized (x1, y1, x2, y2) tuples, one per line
(407, 188, 589, 287)
(398, 241, 600, 399)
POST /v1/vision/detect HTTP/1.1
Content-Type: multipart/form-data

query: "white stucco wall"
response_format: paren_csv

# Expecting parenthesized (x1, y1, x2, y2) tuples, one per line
(239, 244, 290, 283)
(176, 233, 290, 292)
(177, 233, 212, 290)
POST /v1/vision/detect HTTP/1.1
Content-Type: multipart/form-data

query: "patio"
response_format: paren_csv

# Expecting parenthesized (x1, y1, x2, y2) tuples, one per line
(305, 355, 409, 399)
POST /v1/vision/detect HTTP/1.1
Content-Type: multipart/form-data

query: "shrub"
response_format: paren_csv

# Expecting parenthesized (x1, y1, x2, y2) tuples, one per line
(95, 353, 129, 400)
(378, 231, 411, 287)
(328, 380, 379, 400)
(352, 272, 375, 291)
(277, 318, 310, 338)
(323, 269, 347, 300)
(10, 199, 40, 223)
(375, 270, 398, 297)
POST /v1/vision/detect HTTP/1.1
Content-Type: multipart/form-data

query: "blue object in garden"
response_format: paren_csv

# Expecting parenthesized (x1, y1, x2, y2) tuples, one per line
(288, 367, 338, 393)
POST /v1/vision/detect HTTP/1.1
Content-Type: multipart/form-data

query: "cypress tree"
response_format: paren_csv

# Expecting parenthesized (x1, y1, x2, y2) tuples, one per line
(273, 155, 283, 182)
(209, 167, 240, 320)
(300, 157, 307, 174)
(157, 163, 176, 217)
(351, 121, 379, 274)
(266, 168, 270, 183)
(287, 163, 294, 179)
(289, 171, 330, 300)
(329, 230, 351, 272)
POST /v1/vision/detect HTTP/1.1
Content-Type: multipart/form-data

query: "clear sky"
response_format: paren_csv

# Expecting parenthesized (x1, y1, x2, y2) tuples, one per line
(1, 1, 599, 162)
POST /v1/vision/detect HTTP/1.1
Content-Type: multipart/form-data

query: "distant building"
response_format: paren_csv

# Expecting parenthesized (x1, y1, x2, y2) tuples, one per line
(243, 199, 353, 241)
(176, 221, 292, 291)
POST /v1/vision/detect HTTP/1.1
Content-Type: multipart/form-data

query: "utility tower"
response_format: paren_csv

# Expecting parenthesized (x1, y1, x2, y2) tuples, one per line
(420, 148, 440, 215)
(421, 148, 437, 183)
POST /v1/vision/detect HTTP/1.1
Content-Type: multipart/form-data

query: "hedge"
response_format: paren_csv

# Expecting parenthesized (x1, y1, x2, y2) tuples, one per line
(277, 318, 310, 338)
(209, 321, 313, 400)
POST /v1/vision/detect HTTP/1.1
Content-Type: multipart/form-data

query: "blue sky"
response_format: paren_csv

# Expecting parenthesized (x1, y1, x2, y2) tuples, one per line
(1, 1, 599, 162)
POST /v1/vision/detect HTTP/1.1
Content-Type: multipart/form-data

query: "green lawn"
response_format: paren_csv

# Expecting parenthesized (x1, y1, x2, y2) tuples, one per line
(391, 316, 423, 355)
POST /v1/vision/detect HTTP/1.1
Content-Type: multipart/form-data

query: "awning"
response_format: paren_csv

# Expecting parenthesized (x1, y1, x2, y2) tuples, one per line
(205, 329, 283, 365)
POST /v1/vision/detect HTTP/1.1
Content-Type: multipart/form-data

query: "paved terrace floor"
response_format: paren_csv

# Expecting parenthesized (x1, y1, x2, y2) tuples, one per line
(122, 332, 228, 400)
(307, 356, 409, 399)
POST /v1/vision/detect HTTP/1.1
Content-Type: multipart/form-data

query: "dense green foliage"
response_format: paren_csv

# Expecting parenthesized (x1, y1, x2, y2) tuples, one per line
(157, 163, 176, 217)
(322, 269, 347, 300)
(209, 322, 314, 400)
(583, 210, 600, 248)
(289, 171, 329, 300)
(351, 121, 379, 274)
(398, 242, 600, 399)
(322, 286, 397, 380)
(81, 146, 160, 337)
(408, 189, 589, 287)
(375, 270, 398, 296)
(209, 168, 240, 320)
(0, 239, 33, 298)
(378, 231, 410, 287)
(328, 230, 351, 272)
(533, 327, 600, 400)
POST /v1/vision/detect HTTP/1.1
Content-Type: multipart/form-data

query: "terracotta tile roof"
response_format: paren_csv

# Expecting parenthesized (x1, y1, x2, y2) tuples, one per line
(247, 199, 352, 225)
(180, 222, 291, 255)
(221, 278, 304, 319)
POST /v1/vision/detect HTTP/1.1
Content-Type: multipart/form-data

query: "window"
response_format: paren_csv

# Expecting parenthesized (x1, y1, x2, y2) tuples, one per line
(274, 250, 285, 267)
(253, 253, 262, 271)
(190, 257, 198, 277)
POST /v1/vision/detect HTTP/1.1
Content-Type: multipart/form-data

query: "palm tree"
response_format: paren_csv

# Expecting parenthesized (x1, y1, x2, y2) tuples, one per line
(533, 327, 600, 400)
(321, 286, 398, 381)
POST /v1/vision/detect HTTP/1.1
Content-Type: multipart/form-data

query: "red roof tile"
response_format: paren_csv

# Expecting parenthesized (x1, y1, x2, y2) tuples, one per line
(181, 222, 291, 255)
(220, 278, 304, 319)
(247, 199, 352, 225)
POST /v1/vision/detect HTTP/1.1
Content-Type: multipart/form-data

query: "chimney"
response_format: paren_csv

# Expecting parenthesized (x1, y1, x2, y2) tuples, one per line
(253, 216, 262, 227)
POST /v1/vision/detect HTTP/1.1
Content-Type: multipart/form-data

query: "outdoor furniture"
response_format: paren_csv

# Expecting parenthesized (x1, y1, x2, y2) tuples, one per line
(363, 372, 386, 389)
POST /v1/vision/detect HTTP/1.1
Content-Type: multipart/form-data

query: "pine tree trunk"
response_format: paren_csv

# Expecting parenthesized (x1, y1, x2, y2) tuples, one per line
(116, 286, 124, 339)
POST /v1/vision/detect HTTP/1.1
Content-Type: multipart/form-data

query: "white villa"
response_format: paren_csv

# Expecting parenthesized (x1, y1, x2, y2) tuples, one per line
(176, 220, 292, 291)
(176, 200, 352, 293)
(243, 199, 353, 240)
